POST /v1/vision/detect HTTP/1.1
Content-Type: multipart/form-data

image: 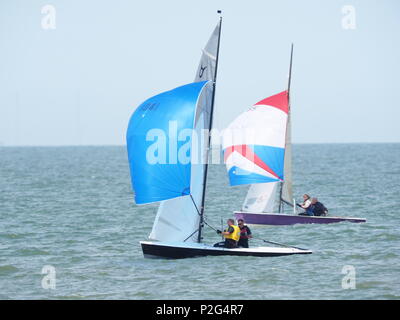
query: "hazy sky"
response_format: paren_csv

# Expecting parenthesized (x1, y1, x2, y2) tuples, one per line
(0, 0, 399, 146)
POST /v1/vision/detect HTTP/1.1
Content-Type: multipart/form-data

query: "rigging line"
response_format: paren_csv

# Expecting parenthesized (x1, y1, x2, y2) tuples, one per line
(183, 218, 219, 242)
(183, 228, 199, 242)
(190, 194, 201, 216)
(203, 219, 218, 232)
(253, 236, 307, 251)
(280, 197, 294, 207)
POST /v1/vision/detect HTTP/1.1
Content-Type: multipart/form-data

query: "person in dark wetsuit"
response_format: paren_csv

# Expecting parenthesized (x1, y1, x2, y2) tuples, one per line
(237, 219, 252, 248)
(310, 198, 328, 216)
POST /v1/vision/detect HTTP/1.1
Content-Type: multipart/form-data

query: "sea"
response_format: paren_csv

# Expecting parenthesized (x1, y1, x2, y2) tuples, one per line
(0, 143, 399, 299)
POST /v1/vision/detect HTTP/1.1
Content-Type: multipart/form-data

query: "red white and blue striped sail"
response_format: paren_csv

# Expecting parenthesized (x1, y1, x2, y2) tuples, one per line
(223, 91, 289, 187)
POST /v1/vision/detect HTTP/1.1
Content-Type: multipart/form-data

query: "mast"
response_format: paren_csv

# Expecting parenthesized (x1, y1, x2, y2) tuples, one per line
(197, 12, 222, 242)
(288, 43, 293, 98)
(278, 43, 294, 213)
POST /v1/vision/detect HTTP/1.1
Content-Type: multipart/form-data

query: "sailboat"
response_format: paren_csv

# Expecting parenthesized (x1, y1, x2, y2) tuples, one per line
(126, 15, 312, 258)
(222, 45, 366, 226)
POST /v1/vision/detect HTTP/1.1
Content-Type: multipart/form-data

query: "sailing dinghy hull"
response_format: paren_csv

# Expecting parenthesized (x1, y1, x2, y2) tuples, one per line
(140, 241, 311, 259)
(235, 212, 366, 226)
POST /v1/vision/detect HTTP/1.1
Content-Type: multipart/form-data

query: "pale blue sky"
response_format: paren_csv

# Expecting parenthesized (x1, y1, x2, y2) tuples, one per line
(0, 0, 399, 146)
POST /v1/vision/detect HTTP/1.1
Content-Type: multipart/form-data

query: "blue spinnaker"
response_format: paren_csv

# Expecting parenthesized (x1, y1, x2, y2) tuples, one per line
(126, 81, 209, 204)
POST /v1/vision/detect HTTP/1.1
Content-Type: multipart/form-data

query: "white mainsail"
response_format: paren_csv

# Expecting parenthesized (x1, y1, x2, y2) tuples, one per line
(242, 182, 279, 212)
(149, 23, 220, 242)
(281, 112, 293, 206)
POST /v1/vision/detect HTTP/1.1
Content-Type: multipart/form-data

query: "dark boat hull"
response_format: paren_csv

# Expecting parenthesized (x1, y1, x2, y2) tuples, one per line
(140, 241, 312, 259)
(234, 212, 366, 226)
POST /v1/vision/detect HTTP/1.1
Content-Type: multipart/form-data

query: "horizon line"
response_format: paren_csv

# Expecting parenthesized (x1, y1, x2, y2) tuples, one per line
(1, 141, 400, 148)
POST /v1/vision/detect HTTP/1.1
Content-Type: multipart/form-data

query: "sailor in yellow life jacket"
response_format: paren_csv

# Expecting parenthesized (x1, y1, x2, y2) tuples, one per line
(215, 218, 240, 248)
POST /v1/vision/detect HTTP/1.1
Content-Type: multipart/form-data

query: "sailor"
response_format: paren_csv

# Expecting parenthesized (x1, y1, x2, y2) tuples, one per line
(215, 219, 240, 248)
(298, 194, 314, 216)
(310, 197, 328, 216)
(237, 219, 252, 248)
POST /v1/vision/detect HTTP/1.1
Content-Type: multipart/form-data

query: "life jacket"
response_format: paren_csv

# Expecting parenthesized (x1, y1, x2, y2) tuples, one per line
(313, 202, 327, 216)
(224, 225, 240, 241)
(240, 226, 250, 238)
